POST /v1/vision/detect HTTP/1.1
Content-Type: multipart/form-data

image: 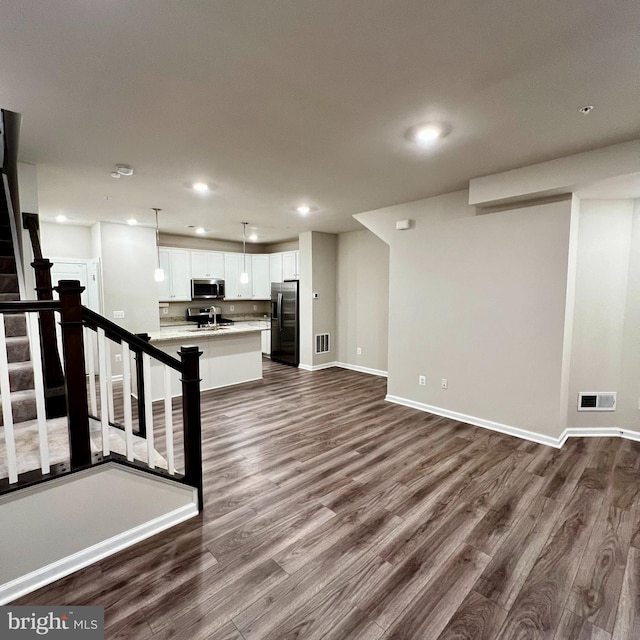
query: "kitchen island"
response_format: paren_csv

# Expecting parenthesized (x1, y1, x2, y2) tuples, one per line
(147, 322, 269, 400)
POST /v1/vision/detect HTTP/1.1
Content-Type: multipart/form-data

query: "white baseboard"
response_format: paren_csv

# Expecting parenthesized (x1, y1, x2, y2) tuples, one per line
(335, 362, 388, 377)
(298, 362, 338, 372)
(386, 395, 563, 447)
(385, 394, 640, 448)
(0, 502, 198, 605)
(298, 361, 388, 377)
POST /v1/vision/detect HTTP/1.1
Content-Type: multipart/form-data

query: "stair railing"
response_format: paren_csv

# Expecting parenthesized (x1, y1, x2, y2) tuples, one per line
(0, 280, 203, 511)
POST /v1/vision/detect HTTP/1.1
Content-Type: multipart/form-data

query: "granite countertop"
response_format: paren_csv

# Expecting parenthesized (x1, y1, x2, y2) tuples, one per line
(150, 320, 270, 342)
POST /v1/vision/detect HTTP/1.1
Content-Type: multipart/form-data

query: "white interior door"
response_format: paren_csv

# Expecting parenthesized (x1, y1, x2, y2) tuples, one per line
(50, 259, 101, 369)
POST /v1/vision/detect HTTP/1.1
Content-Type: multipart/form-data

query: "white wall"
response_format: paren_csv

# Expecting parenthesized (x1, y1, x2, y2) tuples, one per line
(40, 222, 93, 260)
(357, 191, 575, 439)
(337, 230, 389, 373)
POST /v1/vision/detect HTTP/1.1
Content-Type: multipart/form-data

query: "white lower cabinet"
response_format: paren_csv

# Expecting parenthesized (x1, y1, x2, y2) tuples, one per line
(261, 329, 271, 355)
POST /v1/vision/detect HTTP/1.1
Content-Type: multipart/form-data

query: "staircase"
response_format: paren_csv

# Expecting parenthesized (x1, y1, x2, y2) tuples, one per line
(0, 190, 37, 426)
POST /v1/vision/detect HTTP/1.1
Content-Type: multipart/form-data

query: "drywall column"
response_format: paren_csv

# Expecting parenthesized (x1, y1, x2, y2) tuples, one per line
(298, 232, 313, 368)
(298, 231, 338, 369)
(356, 190, 574, 441)
(568, 198, 636, 430)
(91, 222, 159, 334)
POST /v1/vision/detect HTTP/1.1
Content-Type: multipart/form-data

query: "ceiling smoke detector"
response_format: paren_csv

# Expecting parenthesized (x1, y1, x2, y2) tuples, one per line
(115, 164, 134, 176)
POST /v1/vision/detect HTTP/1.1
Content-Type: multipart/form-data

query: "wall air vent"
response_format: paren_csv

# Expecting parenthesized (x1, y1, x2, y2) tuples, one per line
(315, 333, 330, 354)
(578, 392, 616, 411)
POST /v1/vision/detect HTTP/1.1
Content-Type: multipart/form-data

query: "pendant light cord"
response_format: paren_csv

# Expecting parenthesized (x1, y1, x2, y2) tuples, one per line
(153, 208, 161, 264)
(242, 222, 247, 272)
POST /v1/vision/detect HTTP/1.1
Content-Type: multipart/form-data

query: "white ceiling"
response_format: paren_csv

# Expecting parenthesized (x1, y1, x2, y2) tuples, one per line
(1, 0, 639, 243)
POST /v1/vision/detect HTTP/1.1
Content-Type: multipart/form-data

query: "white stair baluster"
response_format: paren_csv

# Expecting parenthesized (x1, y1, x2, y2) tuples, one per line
(0, 314, 18, 484)
(121, 342, 134, 461)
(97, 328, 110, 456)
(27, 312, 50, 474)
(85, 327, 97, 416)
(105, 339, 115, 423)
(142, 353, 155, 469)
(163, 365, 175, 475)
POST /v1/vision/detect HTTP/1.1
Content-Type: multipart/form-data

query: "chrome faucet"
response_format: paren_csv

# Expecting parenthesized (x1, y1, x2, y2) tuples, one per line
(208, 305, 217, 329)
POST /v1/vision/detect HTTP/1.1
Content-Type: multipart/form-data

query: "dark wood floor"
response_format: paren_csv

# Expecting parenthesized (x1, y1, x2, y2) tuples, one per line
(13, 359, 640, 639)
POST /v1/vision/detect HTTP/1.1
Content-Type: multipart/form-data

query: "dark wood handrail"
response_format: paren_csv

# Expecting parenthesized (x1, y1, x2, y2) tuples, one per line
(0, 300, 61, 313)
(82, 307, 182, 371)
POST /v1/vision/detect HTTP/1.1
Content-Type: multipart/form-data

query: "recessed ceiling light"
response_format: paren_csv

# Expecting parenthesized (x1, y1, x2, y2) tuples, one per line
(110, 171, 120, 179)
(56, 215, 67, 223)
(297, 204, 310, 215)
(249, 233, 258, 241)
(116, 164, 134, 176)
(195, 227, 206, 235)
(127, 218, 137, 225)
(192, 182, 209, 193)
(579, 105, 594, 114)
(413, 124, 444, 146)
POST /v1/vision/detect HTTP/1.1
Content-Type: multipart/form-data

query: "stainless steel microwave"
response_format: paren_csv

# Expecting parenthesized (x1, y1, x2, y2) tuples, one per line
(191, 278, 225, 300)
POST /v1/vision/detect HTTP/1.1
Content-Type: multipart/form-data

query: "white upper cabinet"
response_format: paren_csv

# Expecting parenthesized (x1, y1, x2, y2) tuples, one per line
(282, 251, 299, 280)
(269, 253, 283, 284)
(158, 247, 298, 302)
(191, 251, 225, 279)
(158, 248, 191, 301)
(224, 252, 253, 299)
(251, 255, 270, 299)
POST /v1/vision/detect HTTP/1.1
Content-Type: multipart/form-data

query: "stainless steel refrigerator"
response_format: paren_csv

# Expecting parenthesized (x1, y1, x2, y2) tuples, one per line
(271, 280, 299, 366)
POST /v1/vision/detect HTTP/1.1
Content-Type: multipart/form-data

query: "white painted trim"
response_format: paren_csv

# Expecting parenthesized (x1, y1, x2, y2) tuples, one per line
(111, 374, 123, 383)
(298, 362, 338, 372)
(385, 394, 640, 448)
(297, 361, 388, 377)
(335, 362, 388, 378)
(0, 501, 198, 605)
(385, 395, 563, 448)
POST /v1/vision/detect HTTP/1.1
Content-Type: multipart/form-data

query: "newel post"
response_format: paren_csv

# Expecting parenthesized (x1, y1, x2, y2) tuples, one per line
(180, 345, 203, 512)
(32, 257, 66, 418)
(56, 279, 92, 469)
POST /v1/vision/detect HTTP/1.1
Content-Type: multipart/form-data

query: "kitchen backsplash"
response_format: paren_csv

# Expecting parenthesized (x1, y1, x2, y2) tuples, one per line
(159, 299, 270, 324)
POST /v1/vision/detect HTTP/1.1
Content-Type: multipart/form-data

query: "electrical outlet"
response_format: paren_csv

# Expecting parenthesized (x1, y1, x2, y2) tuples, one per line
(419, 375, 426, 386)
(162, 307, 168, 315)
(113, 310, 125, 319)
(114, 354, 122, 363)
(356, 347, 362, 355)
(230, 305, 235, 312)
(253, 305, 257, 311)
(441, 378, 448, 389)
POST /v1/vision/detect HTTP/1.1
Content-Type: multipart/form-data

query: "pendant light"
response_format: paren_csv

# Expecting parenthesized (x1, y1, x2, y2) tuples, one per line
(240, 222, 249, 284)
(152, 208, 165, 282)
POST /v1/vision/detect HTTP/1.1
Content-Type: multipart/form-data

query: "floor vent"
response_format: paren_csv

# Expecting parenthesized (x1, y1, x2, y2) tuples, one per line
(578, 392, 617, 411)
(315, 333, 330, 354)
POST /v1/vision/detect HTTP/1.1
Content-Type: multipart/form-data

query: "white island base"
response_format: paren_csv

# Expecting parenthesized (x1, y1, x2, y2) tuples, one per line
(148, 326, 263, 400)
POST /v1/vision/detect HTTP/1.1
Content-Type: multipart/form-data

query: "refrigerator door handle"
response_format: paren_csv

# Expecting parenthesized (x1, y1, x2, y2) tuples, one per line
(277, 292, 283, 331)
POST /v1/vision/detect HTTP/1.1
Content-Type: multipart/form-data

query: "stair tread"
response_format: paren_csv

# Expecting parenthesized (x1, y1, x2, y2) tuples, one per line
(0, 388, 36, 401)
